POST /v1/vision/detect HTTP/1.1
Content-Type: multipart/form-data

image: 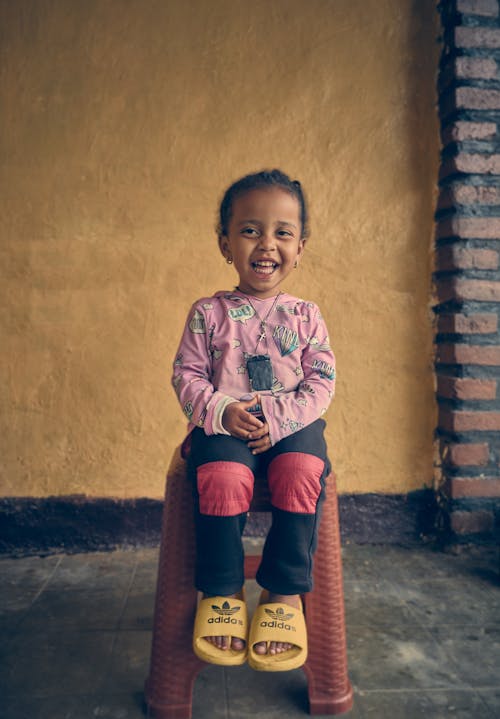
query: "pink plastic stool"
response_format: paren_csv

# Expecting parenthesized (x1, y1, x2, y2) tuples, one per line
(144, 445, 353, 718)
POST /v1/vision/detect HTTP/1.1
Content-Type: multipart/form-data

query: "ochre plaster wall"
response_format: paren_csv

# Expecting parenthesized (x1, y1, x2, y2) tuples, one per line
(0, 0, 439, 498)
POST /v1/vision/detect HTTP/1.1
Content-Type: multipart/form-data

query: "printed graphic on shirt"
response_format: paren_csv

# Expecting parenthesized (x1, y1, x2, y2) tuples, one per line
(312, 359, 336, 381)
(208, 323, 216, 354)
(210, 344, 222, 360)
(277, 303, 298, 315)
(183, 401, 194, 420)
(206, 323, 222, 360)
(280, 418, 305, 433)
(189, 310, 206, 334)
(203, 303, 213, 310)
(273, 325, 299, 356)
(232, 339, 241, 348)
(307, 335, 332, 351)
(172, 374, 182, 394)
(245, 398, 263, 416)
(271, 377, 285, 393)
(301, 382, 316, 394)
(228, 305, 255, 324)
(174, 353, 183, 367)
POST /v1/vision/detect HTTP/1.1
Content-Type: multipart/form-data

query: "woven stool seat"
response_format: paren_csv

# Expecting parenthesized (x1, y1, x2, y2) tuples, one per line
(144, 445, 353, 718)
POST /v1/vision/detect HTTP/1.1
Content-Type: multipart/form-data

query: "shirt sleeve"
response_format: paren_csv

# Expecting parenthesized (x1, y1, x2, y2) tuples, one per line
(259, 304, 336, 445)
(171, 302, 237, 435)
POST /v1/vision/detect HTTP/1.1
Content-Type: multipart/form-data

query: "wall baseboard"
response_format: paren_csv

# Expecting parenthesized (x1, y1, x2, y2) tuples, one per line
(0, 490, 444, 556)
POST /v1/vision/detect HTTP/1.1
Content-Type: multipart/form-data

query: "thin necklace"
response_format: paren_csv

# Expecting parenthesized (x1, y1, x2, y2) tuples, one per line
(235, 287, 282, 353)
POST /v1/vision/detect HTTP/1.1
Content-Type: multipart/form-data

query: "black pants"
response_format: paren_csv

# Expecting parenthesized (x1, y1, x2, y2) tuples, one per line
(187, 419, 330, 596)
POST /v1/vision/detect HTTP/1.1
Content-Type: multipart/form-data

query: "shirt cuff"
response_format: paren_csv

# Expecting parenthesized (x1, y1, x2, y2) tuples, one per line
(212, 396, 239, 435)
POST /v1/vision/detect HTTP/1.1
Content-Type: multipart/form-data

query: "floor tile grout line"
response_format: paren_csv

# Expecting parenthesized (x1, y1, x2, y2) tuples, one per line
(473, 689, 499, 719)
(30, 554, 63, 605)
(353, 685, 500, 694)
(440, 657, 499, 693)
(415, 613, 499, 690)
(343, 577, 498, 586)
(223, 666, 231, 719)
(94, 556, 140, 694)
(117, 556, 140, 627)
(10, 554, 65, 636)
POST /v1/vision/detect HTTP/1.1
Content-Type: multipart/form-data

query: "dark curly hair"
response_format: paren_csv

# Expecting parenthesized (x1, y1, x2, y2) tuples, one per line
(217, 169, 309, 240)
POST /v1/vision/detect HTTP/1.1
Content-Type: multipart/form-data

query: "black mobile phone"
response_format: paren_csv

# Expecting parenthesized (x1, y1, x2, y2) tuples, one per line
(246, 354, 274, 391)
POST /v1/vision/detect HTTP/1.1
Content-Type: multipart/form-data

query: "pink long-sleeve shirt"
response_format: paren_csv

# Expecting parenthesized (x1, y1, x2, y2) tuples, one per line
(172, 289, 336, 446)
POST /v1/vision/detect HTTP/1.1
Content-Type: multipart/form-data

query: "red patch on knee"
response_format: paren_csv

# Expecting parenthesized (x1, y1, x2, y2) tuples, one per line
(268, 453, 324, 513)
(197, 461, 254, 516)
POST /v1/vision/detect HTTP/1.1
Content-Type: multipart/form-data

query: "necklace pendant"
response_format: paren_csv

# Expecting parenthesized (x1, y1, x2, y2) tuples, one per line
(257, 321, 267, 343)
(234, 288, 282, 352)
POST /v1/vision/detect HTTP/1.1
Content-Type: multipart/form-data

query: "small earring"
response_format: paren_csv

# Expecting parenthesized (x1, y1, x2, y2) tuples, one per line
(226, 256, 233, 265)
(294, 260, 298, 269)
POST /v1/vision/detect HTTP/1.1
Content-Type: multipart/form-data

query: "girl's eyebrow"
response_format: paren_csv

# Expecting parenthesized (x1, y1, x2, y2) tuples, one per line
(237, 219, 298, 229)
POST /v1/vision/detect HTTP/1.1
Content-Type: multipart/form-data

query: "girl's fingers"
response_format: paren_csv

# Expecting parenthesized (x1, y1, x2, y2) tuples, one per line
(241, 422, 264, 435)
(248, 423, 269, 440)
(248, 435, 269, 446)
(239, 408, 264, 426)
(227, 414, 263, 436)
(247, 435, 271, 453)
(250, 444, 270, 455)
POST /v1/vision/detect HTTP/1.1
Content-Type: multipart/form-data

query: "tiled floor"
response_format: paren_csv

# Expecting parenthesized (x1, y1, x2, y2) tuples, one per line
(1, 542, 499, 718)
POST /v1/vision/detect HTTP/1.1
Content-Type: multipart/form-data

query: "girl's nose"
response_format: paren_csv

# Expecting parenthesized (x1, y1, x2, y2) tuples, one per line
(258, 232, 276, 250)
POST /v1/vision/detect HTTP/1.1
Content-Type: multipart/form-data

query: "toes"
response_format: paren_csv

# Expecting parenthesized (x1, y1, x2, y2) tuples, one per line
(253, 641, 268, 655)
(204, 635, 229, 650)
(253, 641, 296, 655)
(231, 637, 245, 651)
(263, 641, 295, 655)
(204, 636, 244, 652)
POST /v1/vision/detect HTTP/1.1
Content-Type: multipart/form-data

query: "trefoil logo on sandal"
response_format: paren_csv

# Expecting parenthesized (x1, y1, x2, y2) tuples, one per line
(260, 607, 297, 631)
(208, 600, 244, 625)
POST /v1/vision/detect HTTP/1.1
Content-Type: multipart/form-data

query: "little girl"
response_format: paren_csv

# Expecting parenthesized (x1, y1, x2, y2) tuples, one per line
(172, 169, 336, 671)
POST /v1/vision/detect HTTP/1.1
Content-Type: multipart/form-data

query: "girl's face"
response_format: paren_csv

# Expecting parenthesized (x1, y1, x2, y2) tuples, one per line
(219, 187, 305, 299)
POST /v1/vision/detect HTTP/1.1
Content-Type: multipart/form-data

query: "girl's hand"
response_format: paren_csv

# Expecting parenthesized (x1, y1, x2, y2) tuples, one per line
(247, 425, 271, 455)
(222, 396, 265, 439)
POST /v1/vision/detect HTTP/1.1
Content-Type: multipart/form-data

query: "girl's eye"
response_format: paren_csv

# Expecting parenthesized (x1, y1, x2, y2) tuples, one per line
(242, 227, 258, 237)
(277, 230, 293, 238)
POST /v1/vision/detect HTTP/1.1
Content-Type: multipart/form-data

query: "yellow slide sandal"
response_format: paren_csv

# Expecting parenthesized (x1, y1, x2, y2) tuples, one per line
(193, 595, 248, 666)
(248, 592, 308, 672)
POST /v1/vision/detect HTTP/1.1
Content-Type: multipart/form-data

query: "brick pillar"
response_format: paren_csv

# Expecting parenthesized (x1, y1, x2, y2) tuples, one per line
(435, 0, 500, 540)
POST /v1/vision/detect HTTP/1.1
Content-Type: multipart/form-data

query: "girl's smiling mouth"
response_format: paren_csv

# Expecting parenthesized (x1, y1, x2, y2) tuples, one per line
(252, 260, 278, 275)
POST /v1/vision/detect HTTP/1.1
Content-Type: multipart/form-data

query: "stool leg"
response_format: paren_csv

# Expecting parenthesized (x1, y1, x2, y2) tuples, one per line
(303, 476, 353, 715)
(145, 451, 203, 719)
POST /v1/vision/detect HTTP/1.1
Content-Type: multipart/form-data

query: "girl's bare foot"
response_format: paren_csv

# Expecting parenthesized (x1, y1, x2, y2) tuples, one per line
(202, 593, 246, 652)
(253, 593, 301, 655)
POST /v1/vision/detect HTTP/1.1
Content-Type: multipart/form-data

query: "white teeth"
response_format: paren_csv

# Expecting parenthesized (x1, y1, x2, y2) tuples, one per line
(252, 261, 277, 275)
